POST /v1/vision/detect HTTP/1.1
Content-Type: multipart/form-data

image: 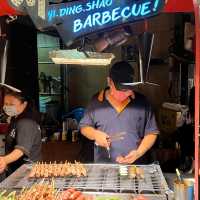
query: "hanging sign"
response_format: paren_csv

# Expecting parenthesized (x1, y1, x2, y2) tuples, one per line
(47, 0, 165, 46)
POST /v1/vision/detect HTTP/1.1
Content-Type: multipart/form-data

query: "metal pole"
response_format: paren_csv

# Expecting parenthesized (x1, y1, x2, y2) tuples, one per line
(193, 1, 200, 199)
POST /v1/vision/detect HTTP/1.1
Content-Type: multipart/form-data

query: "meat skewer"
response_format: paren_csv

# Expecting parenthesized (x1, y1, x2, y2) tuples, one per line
(128, 166, 145, 179)
(29, 161, 87, 178)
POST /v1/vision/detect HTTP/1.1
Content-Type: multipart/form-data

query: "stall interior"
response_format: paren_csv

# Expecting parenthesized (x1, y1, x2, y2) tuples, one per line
(0, 12, 195, 174)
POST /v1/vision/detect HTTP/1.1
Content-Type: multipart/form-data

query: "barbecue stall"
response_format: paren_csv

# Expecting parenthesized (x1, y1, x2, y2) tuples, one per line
(0, 0, 199, 200)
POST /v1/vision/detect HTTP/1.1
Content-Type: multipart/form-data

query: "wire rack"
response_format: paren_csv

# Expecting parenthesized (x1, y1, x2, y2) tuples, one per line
(0, 164, 173, 199)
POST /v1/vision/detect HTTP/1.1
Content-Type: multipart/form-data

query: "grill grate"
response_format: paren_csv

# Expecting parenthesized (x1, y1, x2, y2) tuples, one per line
(0, 164, 173, 199)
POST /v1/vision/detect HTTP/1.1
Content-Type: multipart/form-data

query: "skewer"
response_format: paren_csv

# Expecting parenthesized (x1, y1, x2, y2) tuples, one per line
(107, 147, 111, 159)
(29, 161, 87, 178)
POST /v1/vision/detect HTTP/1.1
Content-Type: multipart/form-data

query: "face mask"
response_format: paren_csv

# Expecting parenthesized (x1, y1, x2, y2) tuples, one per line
(3, 105, 18, 117)
(111, 89, 133, 102)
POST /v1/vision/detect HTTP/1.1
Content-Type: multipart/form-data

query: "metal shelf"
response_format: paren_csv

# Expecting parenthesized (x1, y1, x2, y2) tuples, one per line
(38, 61, 54, 64)
(39, 93, 61, 96)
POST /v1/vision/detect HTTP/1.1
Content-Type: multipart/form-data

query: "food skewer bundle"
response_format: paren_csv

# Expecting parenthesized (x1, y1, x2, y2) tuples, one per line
(0, 181, 89, 200)
(17, 182, 57, 200)
(0, 190, 16, 200)
(29, 161, 87, 178)
(0, 181, 57, 200)
(119, 165, 145, 179)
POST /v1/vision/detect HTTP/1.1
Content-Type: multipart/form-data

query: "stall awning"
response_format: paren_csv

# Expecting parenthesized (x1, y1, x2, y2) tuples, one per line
(164, 0, 194, 12)
(0, 0, 22, 16)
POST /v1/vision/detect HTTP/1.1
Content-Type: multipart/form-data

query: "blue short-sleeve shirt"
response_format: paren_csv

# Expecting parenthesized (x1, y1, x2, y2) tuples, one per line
(80, 89, 159, 163)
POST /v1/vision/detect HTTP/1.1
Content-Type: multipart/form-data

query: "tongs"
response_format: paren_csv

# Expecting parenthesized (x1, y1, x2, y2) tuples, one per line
(23, 158, 35, 164)
(106, 132, 126, 159)
(95, 132, 126, 159)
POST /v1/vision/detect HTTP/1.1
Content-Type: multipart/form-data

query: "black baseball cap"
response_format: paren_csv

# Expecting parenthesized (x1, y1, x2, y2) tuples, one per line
(109, 61, 135, 90)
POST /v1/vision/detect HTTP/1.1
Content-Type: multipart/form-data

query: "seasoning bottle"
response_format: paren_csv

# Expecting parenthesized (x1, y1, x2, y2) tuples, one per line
(72, 130, 78, 142)
(61, 121, 67, 141)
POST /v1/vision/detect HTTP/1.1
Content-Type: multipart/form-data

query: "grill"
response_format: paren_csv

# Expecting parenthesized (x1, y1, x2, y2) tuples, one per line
(0, 164, 173, 200)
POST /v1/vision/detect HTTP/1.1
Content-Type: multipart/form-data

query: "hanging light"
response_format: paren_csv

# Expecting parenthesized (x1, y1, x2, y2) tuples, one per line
(0, 83, 21, 93)
(122, 32, 159, 87)
(49, 49, 115, 66)
(0, 37, 21, 93)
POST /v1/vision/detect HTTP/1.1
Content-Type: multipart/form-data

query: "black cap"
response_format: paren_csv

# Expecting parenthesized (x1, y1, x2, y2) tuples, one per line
(109, 61, 134, 90)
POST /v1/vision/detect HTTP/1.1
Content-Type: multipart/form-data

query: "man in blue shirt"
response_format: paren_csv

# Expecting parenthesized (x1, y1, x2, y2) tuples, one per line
(80, 61, 159, 164)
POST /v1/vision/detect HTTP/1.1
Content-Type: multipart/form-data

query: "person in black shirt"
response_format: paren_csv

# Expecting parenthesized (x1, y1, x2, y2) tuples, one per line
(0, 89, 41, 175)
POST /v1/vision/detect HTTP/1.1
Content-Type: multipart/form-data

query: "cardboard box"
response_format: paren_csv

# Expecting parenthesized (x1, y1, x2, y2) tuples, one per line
(158, 108, 182, 133)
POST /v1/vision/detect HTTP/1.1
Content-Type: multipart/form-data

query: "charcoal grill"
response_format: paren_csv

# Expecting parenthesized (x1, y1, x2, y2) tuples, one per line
(0, 163, 173, 200)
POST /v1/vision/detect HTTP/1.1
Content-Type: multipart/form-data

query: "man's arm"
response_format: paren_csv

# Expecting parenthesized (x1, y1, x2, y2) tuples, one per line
(4, 149, 24, 164)
(0, 149, 24, 173)
(80, 126, 97, 141)
(136, 133, 157, 158)
(81, 126, 110, 148)
(116, 133, 157, 164)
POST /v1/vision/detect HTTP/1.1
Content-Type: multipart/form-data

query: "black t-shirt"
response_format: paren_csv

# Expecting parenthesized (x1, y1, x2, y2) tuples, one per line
(5, 108, 41, 174)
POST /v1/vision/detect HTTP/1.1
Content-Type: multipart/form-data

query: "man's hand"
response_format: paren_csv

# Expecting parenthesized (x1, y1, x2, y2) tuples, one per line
(94, 130, 110, 148)
(80, 127, 110, 148)
(116, 134, 157, 164)
(0, 157, 7, 174)
(116, 150, 141, 164)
